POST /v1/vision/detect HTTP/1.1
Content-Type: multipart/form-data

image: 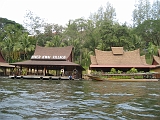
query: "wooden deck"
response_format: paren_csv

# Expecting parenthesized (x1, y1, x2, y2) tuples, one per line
(9, 75, 75, 80)
(88, 75, 159, 82)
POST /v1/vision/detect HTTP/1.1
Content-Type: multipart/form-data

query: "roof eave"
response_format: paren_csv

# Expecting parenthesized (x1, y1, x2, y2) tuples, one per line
(90, 64, 157, 68)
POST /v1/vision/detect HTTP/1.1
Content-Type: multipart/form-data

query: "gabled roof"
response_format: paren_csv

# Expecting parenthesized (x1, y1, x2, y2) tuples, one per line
(153, 55, 160, 65)
(90, 47, 152, 68)
(0, 50, 15, 68)
(10, 46, 84, 70)
(90, 55, 97, 65)
(31, 45, 73, 60)
(0, 62, 15, 68)
(152, 49, 160, 65)
(94, 48, 145, 65)
(140, 55, 148, 65)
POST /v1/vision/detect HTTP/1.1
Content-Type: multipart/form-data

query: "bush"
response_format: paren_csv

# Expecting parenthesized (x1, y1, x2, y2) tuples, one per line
(110, 68, 117, 74)
(117, 70, 122, 74)
(129, 68, 138, 73)
(91, 70, 102, 76)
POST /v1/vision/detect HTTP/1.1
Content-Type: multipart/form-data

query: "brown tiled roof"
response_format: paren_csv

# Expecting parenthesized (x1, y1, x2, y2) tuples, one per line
(0, 50, 14, 67)
(153, 55, 160, 64)
(111, 47, 123, 55)
(90, 55, 97, 65)
(0, 62, 15, 68)
(91, 48, 149, 67)
(141, 55, 148, 65)
(11, 46, 85, 70)
(10, 60, 80, 66)
(31, 45, 73, 60)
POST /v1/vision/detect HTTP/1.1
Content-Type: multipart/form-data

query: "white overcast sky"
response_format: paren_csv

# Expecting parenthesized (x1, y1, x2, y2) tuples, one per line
(0, 0, 154, 26)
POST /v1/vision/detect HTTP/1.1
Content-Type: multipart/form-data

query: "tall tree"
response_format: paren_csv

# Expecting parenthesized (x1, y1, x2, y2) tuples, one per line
(63, 18, 86, 64)
(148, 42, 158, 61)
(0, 18, 24, 42)
(1, 36, 14, 62)
(81, 48, 93, 67)
(23, 10, 45, 35)
(89, 2, 116, 22)
(133, 0, 151, 26)
(151, 0, 160, 20)
(132, 0, 160, 59)
(45, 35, 64, 47)
(0, 23, 25, 62)
(37, 23, 64, 47)
(84, 2, 117, 52)
(83, 20, 101, 53)
(134, 19, 160, 48)
(18, 33, 35, 60)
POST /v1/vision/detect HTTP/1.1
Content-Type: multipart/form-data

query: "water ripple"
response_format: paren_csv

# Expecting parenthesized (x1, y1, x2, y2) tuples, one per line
(104, 93, 134, 96)
(0, 79, 160, 119)
(116, 102, 154, 111)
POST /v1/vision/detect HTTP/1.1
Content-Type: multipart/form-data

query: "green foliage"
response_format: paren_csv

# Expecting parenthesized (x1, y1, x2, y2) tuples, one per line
(108, 69, 122, 74)
(22, 68, 27, 75)
(110, 68, 117, 74)
(149, 70, 155, 73)
(0, 18, 24, 42)
(128, 68, 138, 73)
(134, 75, 143, 79)
(134, 20, 160, 47)
(91, 70, 102, 76)
(117, 70, 122, 74)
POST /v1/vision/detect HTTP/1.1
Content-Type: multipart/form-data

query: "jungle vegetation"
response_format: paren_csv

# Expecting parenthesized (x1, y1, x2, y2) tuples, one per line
(0, 0, 160, 69)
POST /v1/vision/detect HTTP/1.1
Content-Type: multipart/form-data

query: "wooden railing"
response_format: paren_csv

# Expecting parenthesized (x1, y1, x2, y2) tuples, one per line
(93, 73, 160, 79)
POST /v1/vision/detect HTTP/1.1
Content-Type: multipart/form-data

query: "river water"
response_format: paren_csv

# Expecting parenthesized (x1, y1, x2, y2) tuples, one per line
(0, 78, 160, 120)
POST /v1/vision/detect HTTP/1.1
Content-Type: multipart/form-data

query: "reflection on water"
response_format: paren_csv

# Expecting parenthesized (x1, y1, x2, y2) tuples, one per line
(0, 78, 160, 119)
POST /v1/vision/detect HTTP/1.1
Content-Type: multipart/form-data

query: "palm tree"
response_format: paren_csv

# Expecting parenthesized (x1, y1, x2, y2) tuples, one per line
(1, 37, 14, 62)
(147, 42, 158, 63)
(82, 48, 93, 67)
(45, 35, 64, 47)
(18, 33, 35, 60)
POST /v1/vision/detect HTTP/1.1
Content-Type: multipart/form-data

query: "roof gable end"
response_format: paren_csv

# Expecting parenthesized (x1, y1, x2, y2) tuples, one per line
(31, 45, 73, 61)
(111, 47, 124, 55)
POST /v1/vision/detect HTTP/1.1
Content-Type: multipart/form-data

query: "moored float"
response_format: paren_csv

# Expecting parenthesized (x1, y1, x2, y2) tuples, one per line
(9, 75, 77, 80)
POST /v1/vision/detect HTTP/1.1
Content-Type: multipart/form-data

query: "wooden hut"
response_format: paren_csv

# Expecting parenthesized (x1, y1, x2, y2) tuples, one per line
(0, 50, 14, 76)
(10, 45, 84, 79)
(90, 47, 156, 72)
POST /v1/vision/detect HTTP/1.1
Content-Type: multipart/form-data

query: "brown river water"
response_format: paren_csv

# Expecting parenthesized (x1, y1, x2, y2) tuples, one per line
(0, 78, 160, 120)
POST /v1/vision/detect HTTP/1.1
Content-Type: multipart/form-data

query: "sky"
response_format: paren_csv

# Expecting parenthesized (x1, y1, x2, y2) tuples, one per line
(0, 0, 141, 26)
